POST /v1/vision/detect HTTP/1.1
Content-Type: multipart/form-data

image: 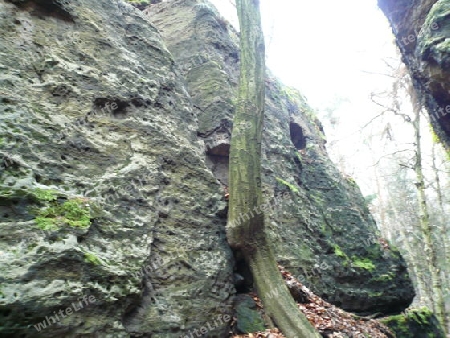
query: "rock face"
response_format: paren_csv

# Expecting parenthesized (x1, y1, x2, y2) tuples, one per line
(378, 0, 450, 150)
(147, 0, 414, 316)
(0, 0, 233, 337)
(0, 0, 413, 337)
(381, 307, 446, 338)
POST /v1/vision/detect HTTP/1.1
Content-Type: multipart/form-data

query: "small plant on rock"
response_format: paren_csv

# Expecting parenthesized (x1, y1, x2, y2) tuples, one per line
(33, 193, 91, 230)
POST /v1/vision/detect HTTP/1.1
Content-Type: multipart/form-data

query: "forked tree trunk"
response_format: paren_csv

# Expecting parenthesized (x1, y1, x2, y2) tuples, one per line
(227, 1, 320, 337)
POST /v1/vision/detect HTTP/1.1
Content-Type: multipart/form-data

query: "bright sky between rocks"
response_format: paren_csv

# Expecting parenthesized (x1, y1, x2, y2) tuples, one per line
(209, 0, 397, 111)
(209, 0, 403, 194)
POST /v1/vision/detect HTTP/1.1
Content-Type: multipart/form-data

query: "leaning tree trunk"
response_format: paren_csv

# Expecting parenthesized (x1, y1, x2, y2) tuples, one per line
(227, 1, 320, 337)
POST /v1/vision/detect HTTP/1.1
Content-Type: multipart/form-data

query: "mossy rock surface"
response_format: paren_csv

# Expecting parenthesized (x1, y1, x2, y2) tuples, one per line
(234, 295, 265, 334)
(0, 0, 234, 336)
(381, 307, 446, 338)
(149, 0, 414, 317)
(378, 0, 450, 150)
(0, 0, 417, 336)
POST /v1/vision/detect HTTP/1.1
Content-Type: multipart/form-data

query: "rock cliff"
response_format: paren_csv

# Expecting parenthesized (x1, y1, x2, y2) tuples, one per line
(378, 0, 450, 150)
(0, 0, 413, 336)
(147, 0, 414, 316)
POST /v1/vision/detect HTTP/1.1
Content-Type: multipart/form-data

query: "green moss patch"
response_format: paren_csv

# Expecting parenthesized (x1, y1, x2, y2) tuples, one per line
(381, 307, 445, 338)
(350, 257, 375, 272)
(275, 177, 299, 193)
(84, 251, 102, 265)
(333, 245, 376, 271)
(31, 188, 58, 202)
(235, 296, 265, 334)
(371, 272, 395, 282)
(32, 192, 92, 230)
(333, 244, 349, 260)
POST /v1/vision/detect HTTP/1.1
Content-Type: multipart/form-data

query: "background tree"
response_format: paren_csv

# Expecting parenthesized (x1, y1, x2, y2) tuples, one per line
(227, 0, 320, 336)
(317, 57, 450, 333)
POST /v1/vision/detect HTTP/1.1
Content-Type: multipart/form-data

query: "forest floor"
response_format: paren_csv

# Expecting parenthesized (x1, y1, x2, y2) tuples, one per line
(230, 265, 394, 338)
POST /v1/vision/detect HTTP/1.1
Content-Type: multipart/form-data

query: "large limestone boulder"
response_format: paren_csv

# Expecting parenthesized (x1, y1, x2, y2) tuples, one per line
(0, 0, 233, 336)
(147, 0, 414, 316)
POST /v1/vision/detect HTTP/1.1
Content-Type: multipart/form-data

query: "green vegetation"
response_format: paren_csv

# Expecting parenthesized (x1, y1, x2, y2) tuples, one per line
(236, 301, 265, 333)
(276, 177, 299, 193)
(333, 245, 376, 271)
(333, 244, 349, 260)
(381, 313, 411, 336)
(371, 272, 395, 282)
(351, 257, 375, 272)
(61, 199, 91, 227)
(333, 244, 351, 267)
(84, 252, 102, 265)
(430, 128, 441, 144)
(345, 176, 357, 186)
(381, 307, 445, 338)
(35, 216, 58, 231)
(409, 307, 433, 325)
(31, 188, 58, 202)
(125, 0, 151, 6)
(34, 196, 91, 230)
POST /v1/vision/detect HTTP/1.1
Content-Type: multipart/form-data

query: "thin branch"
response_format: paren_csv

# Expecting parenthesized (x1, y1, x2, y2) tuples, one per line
(359, 111, 388, 130)
(369, 149, 413, 167)
(370, 94, 412, 123)
(360, 70, 397, 78)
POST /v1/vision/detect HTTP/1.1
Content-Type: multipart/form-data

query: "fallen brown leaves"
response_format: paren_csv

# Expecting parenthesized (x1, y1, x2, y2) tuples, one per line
(232, 328, 286, 338)
(231, 265, 394, 338)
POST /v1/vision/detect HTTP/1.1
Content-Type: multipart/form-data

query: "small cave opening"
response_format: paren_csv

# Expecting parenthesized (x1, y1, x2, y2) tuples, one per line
(93, 98, 131, 119)
(290, 122, 306, 150)
(233, 251, 253, 294)
(205, 133, 230, 188)
(13, 0, 75, 22)
(205, 154, 229, 187)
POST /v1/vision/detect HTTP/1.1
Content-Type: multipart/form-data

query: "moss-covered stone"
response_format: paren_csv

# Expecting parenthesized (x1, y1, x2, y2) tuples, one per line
(234, 295, 265, 334)
(34, 197, 91, 230)
(275, 177, 300, 194)
(381, 307, 446, 338)
(351, 257, 376, 272)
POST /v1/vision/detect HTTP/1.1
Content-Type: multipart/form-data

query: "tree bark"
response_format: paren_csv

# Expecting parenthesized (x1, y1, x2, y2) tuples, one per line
(227, 1, 320, 337)
(431, 142, 450, 289)
(412, 98, 448, 333)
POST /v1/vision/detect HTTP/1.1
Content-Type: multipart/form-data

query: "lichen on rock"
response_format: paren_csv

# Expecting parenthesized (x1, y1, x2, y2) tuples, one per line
(380, 307, 446, 338)
(0, 0, 418, 336)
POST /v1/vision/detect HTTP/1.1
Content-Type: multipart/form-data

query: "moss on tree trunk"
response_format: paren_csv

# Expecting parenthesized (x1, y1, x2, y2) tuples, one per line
(227, 1, 320, 337)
